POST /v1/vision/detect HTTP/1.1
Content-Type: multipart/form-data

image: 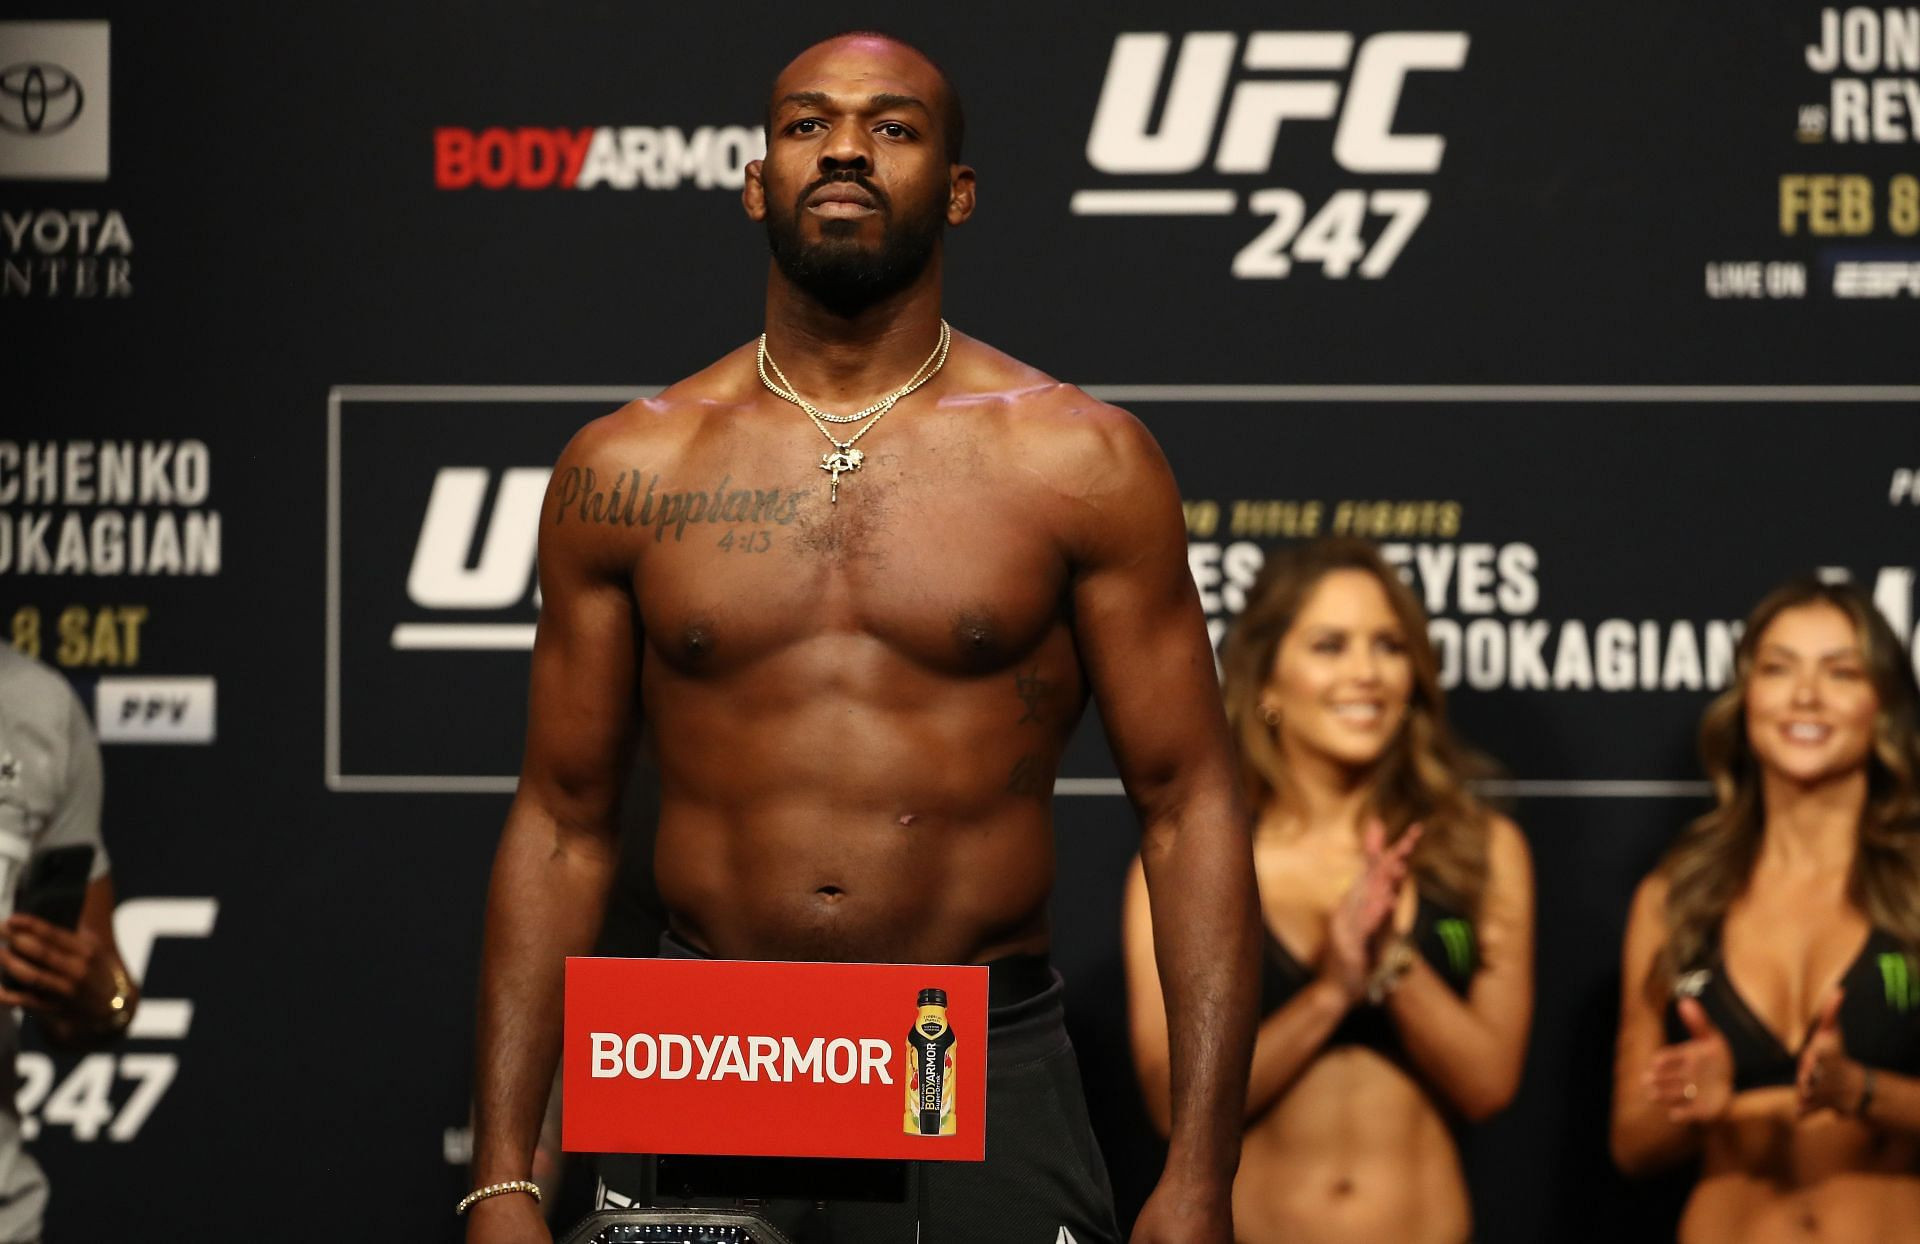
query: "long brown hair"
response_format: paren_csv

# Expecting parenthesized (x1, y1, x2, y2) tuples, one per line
(1654, 577, 1920, 993)
(1220, 538, 1494, 917)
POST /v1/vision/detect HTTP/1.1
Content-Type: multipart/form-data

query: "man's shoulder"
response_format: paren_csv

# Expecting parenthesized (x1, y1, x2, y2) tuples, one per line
(948, 336, 1160, 470)
(558, 343, 760, 467)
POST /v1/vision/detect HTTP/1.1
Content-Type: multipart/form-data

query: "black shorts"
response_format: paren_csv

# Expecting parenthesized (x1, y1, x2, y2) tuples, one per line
(592, 935, 1121, 1244)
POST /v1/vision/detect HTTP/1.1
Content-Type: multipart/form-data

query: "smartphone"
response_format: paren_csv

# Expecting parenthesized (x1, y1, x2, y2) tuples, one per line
(2, 844, 96, 993)
(12, 844, 95, 931)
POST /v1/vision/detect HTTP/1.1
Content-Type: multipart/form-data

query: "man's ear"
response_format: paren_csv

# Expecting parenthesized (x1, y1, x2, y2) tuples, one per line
(742, 159, 767, 221)
(946, 163, 977, 226)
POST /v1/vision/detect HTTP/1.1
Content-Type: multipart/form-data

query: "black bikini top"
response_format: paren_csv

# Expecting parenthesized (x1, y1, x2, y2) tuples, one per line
(1259, 892, 1477, 1056)
(1663, 928, 1920, 1091)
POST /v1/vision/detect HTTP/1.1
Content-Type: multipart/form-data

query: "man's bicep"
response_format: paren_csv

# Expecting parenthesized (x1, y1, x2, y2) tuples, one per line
(516, 499, 640, 836)
(1069, 424, 1230, 816)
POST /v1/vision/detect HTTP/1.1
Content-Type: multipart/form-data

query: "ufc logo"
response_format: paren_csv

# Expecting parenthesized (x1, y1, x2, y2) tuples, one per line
(1086, 31, 1470, 175)
(407, 467, 548, 609)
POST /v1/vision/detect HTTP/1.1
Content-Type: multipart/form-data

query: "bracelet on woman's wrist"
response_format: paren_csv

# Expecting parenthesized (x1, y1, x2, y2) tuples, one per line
(1365, 939, 1416, 1005)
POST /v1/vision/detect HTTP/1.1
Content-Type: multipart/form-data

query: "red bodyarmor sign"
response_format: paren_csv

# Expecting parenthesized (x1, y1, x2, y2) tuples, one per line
(562, 956, 989, 1161)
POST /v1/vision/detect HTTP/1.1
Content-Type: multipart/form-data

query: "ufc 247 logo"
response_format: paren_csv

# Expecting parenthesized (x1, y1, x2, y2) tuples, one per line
(1074, 31, 1470, 280)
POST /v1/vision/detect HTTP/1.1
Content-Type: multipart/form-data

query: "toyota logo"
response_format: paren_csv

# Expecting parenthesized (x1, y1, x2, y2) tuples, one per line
(0, 62, 86, 136)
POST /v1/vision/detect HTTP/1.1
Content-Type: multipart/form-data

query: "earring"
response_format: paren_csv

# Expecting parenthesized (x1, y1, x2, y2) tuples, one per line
(1260, 704, 1281, 727)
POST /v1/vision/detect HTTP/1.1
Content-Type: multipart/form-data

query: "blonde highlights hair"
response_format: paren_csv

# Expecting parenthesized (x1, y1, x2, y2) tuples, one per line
(1220, 538, 1494, 917)
(1654, 577, 1920, 993)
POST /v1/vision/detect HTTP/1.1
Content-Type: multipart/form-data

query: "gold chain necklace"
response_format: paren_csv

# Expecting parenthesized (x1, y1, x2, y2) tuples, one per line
(757, 320, 952, 502)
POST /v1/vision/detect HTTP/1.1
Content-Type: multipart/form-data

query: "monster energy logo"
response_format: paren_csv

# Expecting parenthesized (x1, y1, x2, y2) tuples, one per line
(1879, 952, 1920, 1012)
(1435, 918, 1475, 978)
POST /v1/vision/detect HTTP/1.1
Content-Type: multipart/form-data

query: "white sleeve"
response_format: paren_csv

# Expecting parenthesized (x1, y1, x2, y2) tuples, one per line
(44, 688, 110, 881)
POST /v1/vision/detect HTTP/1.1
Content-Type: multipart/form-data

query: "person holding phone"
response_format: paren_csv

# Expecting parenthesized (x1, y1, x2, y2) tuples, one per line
(0, 645, 141, 1242)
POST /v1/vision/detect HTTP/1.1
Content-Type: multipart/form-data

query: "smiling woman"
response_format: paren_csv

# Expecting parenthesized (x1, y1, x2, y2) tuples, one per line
(1123, 537, 1535, 1244)
(1612, 577, 1920, 1244)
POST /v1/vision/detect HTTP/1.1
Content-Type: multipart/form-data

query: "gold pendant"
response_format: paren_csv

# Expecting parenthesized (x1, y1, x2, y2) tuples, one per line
(821, 448, 863, 503)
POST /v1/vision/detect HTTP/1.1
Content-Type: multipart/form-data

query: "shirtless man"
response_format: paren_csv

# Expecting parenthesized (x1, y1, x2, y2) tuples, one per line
(466, 32, 1257, 1244)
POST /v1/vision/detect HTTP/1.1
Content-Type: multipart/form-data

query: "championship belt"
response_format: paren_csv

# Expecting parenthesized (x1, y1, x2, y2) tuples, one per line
(560, 1208, 795, 1244)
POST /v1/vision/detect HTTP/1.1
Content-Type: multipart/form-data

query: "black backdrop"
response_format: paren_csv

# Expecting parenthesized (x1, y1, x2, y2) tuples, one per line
(5, 2, 1919, 1240)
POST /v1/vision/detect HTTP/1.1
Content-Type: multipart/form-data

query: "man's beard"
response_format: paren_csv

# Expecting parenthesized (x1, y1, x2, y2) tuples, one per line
(766, 174, 944, 317)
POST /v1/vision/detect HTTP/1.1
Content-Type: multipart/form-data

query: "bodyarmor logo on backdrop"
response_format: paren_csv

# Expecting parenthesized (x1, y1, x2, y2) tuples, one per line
(0, 22, 108, 180)
(433, 125, 766, 190)
(1072, 30, 1468, 279)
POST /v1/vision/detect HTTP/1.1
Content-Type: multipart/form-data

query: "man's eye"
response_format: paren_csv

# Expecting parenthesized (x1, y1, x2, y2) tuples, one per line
(791, 119, 823, 134)
(878, 123, 909, 138)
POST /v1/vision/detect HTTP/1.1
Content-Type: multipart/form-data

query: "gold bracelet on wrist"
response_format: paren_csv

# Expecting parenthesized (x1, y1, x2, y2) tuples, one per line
(456, 1179, 542, 1216)
(1365, 939, 1416, 1005)
(101, 962, 134, 1035)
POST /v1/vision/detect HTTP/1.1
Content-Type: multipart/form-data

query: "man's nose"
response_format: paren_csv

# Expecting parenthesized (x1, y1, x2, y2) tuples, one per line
(819, 128, 873, 173)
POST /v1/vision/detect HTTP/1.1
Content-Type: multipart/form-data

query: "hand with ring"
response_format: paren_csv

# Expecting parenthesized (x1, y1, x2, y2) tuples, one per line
(1644, 997, 1734, 1123)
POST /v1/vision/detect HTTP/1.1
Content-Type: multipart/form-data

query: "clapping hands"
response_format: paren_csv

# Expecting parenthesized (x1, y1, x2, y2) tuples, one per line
(1322, 821, 1422, 1003)
(1643, 997, 1735, 1123)
(1795, 990, 1866, 1118)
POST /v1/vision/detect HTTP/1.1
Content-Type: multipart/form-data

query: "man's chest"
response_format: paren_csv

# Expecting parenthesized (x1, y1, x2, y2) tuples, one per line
(614, 429, 1075, 676)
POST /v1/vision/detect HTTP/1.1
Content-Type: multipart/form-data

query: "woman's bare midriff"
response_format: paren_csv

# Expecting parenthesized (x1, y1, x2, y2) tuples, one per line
(1232, 1045, 1469, 1244)
(1682, 1094, 1920, 1244)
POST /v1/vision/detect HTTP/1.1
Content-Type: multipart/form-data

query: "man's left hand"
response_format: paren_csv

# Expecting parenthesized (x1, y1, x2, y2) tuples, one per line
(1130, 1177, 1232, 1244)
(0, 912, 121, 1032)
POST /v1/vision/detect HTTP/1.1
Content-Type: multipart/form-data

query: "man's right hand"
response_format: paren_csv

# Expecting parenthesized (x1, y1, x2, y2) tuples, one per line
(464, 1189, 552, 1244)
(1129, 1174, 1232, 1244)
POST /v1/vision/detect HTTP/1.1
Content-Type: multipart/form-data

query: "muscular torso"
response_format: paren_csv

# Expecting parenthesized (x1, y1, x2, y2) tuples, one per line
(582, 340, 1096, 965)
(1235, 831, 1470, 1244)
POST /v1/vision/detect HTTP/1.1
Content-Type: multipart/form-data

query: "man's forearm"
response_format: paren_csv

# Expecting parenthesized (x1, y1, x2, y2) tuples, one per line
(470, 806, 617, 1185)
(1140, 798, 1259, 1185)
